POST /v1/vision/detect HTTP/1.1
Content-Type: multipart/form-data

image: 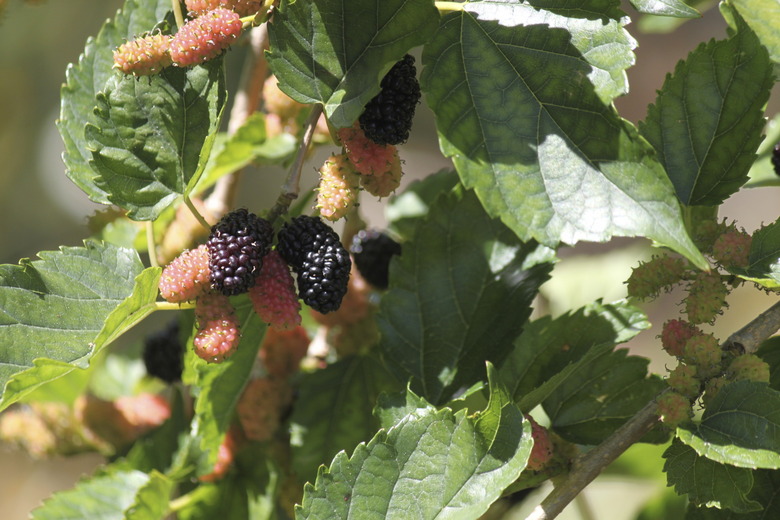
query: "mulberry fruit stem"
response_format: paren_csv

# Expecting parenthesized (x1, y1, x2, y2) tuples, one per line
(435, 1, 466, 11)
(268, 104, 324, 224)
(147, 222, 159, 268)
(184, 195, 212, 232)
(155, 301, 196, 311)
(171, 0, 185, 28)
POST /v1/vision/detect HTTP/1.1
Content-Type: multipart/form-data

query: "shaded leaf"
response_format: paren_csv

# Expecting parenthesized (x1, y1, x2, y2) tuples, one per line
(386, 169, 459, 240)
(677, 381, 780, 469)
(267, 0, 439, 127)
(664, 438, 760, 513)
(296, 366, 531, 520)
(684, 470, 780, 519)
(0, 242, 145, 411)
(421, 2, 707, 268)
(756, 337, 780, 392)
(291, 354, 401, 484)
(58, 0, 172, 204)
(543, 348, 666, 445)
(639, 18, 772, 206)
(85, 59, 227, 220)
(736, 218, 780, 289)
(377, 187, 554, 404)
(499, 300, 649, 406)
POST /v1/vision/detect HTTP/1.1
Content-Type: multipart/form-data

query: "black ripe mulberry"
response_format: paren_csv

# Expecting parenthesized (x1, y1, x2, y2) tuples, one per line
(277, 216, 351, 313)
(143, 320, 184, 383)
(350, 230, 401, 289)
(358, 54, 421, 146)
(207, 208, 273, 296)
(772, 143, 780, 176)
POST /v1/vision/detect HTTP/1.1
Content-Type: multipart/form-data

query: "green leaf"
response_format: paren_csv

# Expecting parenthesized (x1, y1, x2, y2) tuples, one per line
(374, 387, 438, 431)
(736, 218, 780, 289)
(190, 298, 265, 472)
(296, 366, 532, 520)
(192, 112, 297, 194)
(30, 468, 172, 520)
(727, 0, 780, 73)
(756, 338, 780, 392)
(291, 355, 401, 485)
(85, 59, 227, 220)
(664, 438, 760, 512)
(267, 0, 439, 127)
(386, 169, 459, 240)
(543, 348, 666, 445)
(677, 381, 780, 469)
(629, 0, 700, 18)
(639, 19, 772, 206)
(58, 0, 172, 204)
(421, 3, 707, 269)
(0, 242, 145, 411)
(746, 114, 780, 188)
(377, 187, 554, 404)
(499, 300, 649, 406)
(684, 470, 780, 519)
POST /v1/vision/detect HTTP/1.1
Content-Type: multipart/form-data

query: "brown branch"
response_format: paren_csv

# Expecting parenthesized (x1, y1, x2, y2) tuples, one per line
(524, 297, 780, 520)
(204, 23, 270, 220)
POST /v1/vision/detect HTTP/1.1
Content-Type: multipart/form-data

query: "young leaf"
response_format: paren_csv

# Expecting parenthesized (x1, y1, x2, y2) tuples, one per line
(266, 0, 439, 128)
(664, 438, 760, 513)
(0, 242, 145, 411)
(499, 300, 649, 405)
(58, 0, 172, 204)
(543, 348, 666, 445)
(85, 59, 227, 220)
(377, 187, 554, 404)
(736, 218, 780, 289)
(677, 381, 780, 469)
(192, 112, 297, 194)
(189, 299, 265, 472)
(30, 468, 173, 520)
(421, 4, 708, 269)
(296, 366, 532, 519)
(639, 19, 772, 206)
(628, 0, 700, 18)
(290, 354, 401, 485)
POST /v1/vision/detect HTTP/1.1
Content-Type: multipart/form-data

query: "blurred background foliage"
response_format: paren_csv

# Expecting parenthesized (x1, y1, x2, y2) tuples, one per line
(0, 0, 778, 518)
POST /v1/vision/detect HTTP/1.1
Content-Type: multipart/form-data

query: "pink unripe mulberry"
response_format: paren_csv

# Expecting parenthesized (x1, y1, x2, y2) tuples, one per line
(626, 255, 688, 299)
(113, 33, 172, 76)
(316, 154, 361, 221)
(685, 272, 729, 324)
(337, 123, 397, 177)
(170, 8, 242, 67)
(667, 363, 700, 398)
(525, 415, 554, 471)
(159, 244, 211, 303)
(682, 334, 722, 378)
(712, 228, 752, 269)
(194, 293, 241, 362)
(259, 326, 310, 379)
(728, 354, 770, 383)
(360, 148, 403, 198)
(660, 319, 703, 358)
(236, 378, 292, 442)
(186, 0, 263, 17)
(657, 391, 693, 428)
(248, 251, 302, 330)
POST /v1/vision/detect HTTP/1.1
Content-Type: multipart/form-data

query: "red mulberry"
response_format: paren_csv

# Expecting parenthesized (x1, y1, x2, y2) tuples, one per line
(248, 251, 302, 330)
(337, 123, 397, 177)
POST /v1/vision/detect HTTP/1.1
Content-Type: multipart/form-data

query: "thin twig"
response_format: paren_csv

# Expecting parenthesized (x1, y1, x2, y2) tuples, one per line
(171, 0, 185, 28)
(524, 297, 780, 520)
(146, 222, 159, 268)
(184, 195, 212, 231)
(204, 23, 270, 220)
(267, 104, 324, 224)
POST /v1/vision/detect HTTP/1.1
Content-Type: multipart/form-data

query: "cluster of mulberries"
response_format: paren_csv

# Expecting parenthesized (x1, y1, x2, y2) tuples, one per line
(277, 216, 352, 314)
(114, 6, 244, 75)
(626, 255, 688, 300)
(358, 54, 421, 146)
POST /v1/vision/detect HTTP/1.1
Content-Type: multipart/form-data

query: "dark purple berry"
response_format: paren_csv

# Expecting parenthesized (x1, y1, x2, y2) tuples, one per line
(206, 208, 273, 296)
(772, 143, 780, 177)
(143, 320, 184, 383)
(350, 230, 401, 289)
(358, 54, 421, 146)
(277, 216, 351, 313)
